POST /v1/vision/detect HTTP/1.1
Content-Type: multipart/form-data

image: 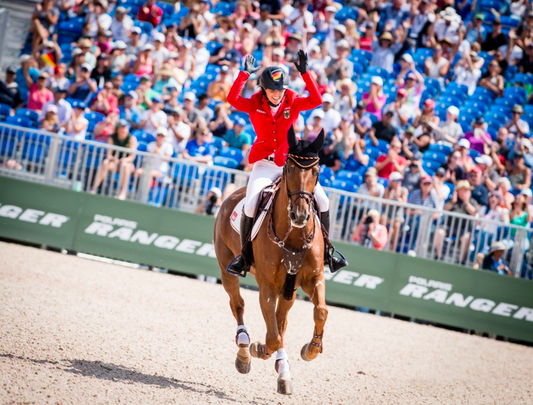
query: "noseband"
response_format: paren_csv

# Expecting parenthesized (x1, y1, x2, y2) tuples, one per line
(284, 154, 320, 214)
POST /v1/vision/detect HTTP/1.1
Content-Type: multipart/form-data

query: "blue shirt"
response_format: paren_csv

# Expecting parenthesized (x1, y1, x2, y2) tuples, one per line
(70, 79, 97, 103)
(119, 106, 142, 127)
(465, 26, 486, 44)
(15, 67, 39, 92)
(186, 139, 216, 158)
(225, 129, 251, 150)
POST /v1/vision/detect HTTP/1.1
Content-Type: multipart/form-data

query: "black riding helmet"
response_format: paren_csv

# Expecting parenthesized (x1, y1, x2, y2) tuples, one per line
(259, 67, 289, 91)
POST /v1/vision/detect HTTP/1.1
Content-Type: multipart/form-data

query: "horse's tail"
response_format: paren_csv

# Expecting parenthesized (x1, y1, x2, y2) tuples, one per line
(282, 273, 296, 301)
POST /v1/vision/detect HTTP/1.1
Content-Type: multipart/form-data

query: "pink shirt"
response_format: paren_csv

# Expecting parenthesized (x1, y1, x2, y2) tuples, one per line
(362, 92, 387, 120)
(136, 58, 153, 77)
(27, 84, 53, 112)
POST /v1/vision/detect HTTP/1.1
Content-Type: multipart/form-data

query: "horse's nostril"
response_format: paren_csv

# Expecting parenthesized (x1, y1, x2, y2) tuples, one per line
(290, 212, 296, 221)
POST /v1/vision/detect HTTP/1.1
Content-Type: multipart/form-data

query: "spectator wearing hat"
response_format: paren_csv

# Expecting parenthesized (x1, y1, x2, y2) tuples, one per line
(371, 30, 405, 74)
(39, 104, 60, 133)
(318, 136, 342, 172)
(85, 0, 112, 38)
(16, 55, 40, 93)
(414, 98, 439, 133)
(481, 18, 507, 53)
(380, 0, 411, 31)
(359, 167, 385, 211)
(325, 39, 354, 82)
(209, 104, 233, 138)
(408, 174, 440, 208)
(138, 0, 163, 28)
(465, 13, 487, 45)
(95, 30, 113, 56)
(435, 105, 463, 144)
(91, 81, 118, 116)
(520, 188, 533, 219)
(0, 65, 23, 109)
(77, 38, 98, 70)
(334, 78, 357, 118)
(136, 75, 157, 109)
(153, 65, 181, 94)
(209, 32, 240, 66)
(120, 91, 142, 129)
(151, 33, 170, 70)
(351, 209, 389, 251)
(225, 116, 252, 154)
(304, 109, 325, 141)
(478, 190, 509, 247)
(284, 32, 303, 63)
(383, 171, 408, 251)
(504, 104, 530, 139)
(91, 54, 112, 88)
(424, 45, 450, 85)
(402, 151, 424, 193)
(398, 69, 425, 112)
(468, 166, 489, 206)
(62, 101, 89, 141)
(126, 27, 144, 56)
(307, 93, 341, 133)
(288, 0, 313, 31)
(361, 76, 386, 120)
(110, 6, 134, 42)
(453, 50, 482, 95)
(496, 177, 514, 210)
(464, 117, 492, 155)
(433, 167, 451, 209)
(441, 150, 465, 184)
(195, 186, 223, 217)
(68, 63, 98, 102)
(91, 118, 138, 200)
(198, 0, 216, 35)
(369, 110, 398, 145)
(475, 154, 500, 190)
(396, 53, 416, 87)
(455, 138, 475, 174)
(400, 125, 419, 159)
(510, 138, 533, 168)
(328, 25, 347, 57)
(207, 65, 232, 106)
(182, 92, 203, 128)
(109, 41, 129, 75)
(25, 71, 53, 113)
(479, 59, 504, 96)
(481, 242, 511, 275)
(375, 138, 406, 179)
(166, 107, 191, 156)
(434, 7, 461, 45)
(133, 43, 154, 77)
(42, 86, 71, 125)
(136, 127, 174, 180)
(383, 89, 411, 131)
(183, 126, 216, 164)
(139, 95, 167, 135)
(193, 35, 211, 80)
(94, 110, 119, 142)
(509, 193, 531, 240)
(509, 151, 532, 192)
(359, 22, 375, 52)
(434, 180, 479, 262)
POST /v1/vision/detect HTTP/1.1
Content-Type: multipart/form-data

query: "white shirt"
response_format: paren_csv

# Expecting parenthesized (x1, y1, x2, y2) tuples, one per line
(453, 65, 481, 95)
(307, 108, 341, 134)
(167, 121, 191, 153)
(142, 110, 168, 135)
(110, 15, 133, 42)
(147, 141, 174, 173)
(193, 47, 210, 79)
(288, 8, 313, 31)
(42, 99, 72, 125)
(199, 11, 215, 35)
(65, 115, 89, 141)
(152, 47, 170, 70)
(434, 19, 460, 44)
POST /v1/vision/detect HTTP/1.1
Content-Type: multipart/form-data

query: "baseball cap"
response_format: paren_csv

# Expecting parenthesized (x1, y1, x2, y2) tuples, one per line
(512, 104, 524, 114)
(401, 54, 413, 63)
(233, 116, 246, 126)
(359, 116, 372, 129)
(470, 166, 482, 174)
(474, 117, 485, 125)
(73, 101, 86, 109)
(420, 175, 433, 184)
(322, 93, 334, 104)
(196, 34, 208, 44)
(131, 26, 142, 34)
(210, 187, 222, 198)
(154, 32, 165, 43)
(184, 92, 196, 101)
(45, 104, 58, 114)
(115, 6, 129, 13)
(412, 151, 423, 160)
(6, 65, 17, 74)
(521, 189, 533, 198)
(81, 63, 93, 72)
(325, 5, 337, 12)
(522, 138, 532, 151)
(424, 99, 436, 109)
(156, 127, 168, 136)
(272, 48, 284, 57)
(38, 71, 49, 79)
(116, 119, 128, 128)
(126, 90, 138, 100)
(220, 65, 230, 73)
(72, 48, 83, 57)
(447, 105, 459, 116)
(397, 88, 407, 98)
(456, 180, 473, 191)
(152, 95, 162, 103)
(371, 76, 383, 86)
(334, 25, 346, 35)
(336, 39, 350, 49)
(356, 100, 366, 109)
(475, 154, 493, 166)
(406, 72, 417, 80)
(113, 40, 127, 50)
(389, 172, 403, 181)
(19, 54, 31, 63)
(313, 109, 325, 119)
(141, 43, 154, 52)
(458, 138, 470, 148)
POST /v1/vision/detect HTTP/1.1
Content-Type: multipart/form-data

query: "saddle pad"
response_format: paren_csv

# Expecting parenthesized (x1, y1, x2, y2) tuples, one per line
(230, 186, 278, 241)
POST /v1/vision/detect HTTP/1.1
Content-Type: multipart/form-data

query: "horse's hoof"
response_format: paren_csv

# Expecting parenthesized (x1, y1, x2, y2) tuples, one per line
(300, 343, 313, 361)
(235, 356, 251, 374)
(277, 372, 293, 395)
(250, 342, 271, 360)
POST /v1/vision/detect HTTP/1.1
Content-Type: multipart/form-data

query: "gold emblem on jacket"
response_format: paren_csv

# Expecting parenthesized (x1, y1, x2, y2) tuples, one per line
(283, 110, 290, 119)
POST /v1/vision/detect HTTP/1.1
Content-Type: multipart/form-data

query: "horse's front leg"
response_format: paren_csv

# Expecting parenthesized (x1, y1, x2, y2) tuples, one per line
(300, 273, 328, 361)
(250, 283, 280, 360)
(274, 292, 296, 395)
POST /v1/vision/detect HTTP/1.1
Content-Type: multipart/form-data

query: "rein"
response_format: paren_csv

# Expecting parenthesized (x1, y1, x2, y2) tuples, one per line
(267, 154, 320, 276)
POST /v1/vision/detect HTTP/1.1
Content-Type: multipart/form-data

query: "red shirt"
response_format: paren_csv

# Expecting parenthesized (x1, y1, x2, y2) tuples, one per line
(376, 154, 406, 179)
(27, 84, 53, 112)
(227, 70, 322, 166)
(137, 4, 163, 27)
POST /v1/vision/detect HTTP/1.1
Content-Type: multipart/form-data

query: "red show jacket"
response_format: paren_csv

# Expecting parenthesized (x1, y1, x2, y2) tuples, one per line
(227, 70, 322, 167)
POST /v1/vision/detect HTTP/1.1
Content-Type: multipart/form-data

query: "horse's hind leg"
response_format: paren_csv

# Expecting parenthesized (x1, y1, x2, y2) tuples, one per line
(300, 274, 328, 362)
(219, 246, 251, 374)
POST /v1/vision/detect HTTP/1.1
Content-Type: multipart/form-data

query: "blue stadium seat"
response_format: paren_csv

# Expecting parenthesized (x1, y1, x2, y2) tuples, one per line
(367, 66, 389, 79)
(156, 1, 175, 17)
(212, 1, 235, 16)
(319, 165, 334, 187)
(124, 74, 141, 84)
(377, 177, 388, 187)
(211, 136, 224, 153)
(84, 111, 106, 123)
(0, 103, 11, 119)
(133, 20, 153, 35)
(0, 137, 16, 156)
(422, 159, 440, 174)
(136, 132, 156, 144)
(500, 15, 520, 29)
(364, 146, 382, 160)
(206, 41, 223, 55)
(219, 147, 244, 163)
(351, 49, 372, 61)
(335, 6, 359, 22)
(423, 151, 447, 164)
(15, 108, 40, 122)
(468, 149, 481, 159)
(137, 141, 148, 152)
(214, 156, 239, 169)
(6, 116, 33, 128)
(336, 170, 363, 186)
(331, 179, 358, 193)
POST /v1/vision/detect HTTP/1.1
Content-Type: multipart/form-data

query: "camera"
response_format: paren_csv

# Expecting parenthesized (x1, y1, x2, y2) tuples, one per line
(364, 216, 374, 225)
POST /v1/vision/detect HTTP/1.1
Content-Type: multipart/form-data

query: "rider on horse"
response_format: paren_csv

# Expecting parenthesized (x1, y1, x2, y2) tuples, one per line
(226, 49, 348, 277)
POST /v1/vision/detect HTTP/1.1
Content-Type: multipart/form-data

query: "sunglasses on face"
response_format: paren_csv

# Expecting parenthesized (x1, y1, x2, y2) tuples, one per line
(422, 182, 432, 185)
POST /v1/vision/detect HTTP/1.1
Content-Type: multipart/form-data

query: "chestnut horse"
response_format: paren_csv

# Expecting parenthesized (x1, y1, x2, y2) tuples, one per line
(213, 127, 328, 395)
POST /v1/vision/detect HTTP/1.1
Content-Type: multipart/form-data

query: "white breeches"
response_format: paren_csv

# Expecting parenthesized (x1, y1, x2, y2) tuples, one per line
(243, 159, 329, 217)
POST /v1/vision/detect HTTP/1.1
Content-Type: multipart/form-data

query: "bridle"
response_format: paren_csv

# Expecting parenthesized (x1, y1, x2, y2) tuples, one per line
(284, 153, 320, 215)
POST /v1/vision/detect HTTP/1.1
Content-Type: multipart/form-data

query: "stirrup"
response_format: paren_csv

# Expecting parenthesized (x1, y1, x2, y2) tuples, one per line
(226, 255, 249, 278)
(326, 247, 348, 273)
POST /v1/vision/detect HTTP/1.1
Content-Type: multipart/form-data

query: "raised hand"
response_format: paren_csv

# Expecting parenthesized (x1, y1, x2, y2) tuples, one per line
(293, 49, 308, 74)
(243, 55, 259, 74)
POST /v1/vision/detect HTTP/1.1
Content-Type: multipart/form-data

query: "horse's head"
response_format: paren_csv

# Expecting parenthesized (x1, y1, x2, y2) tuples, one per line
(284, 125, 324, 228)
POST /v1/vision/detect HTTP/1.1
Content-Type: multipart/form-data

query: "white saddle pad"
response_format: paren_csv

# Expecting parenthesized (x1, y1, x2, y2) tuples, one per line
(230, 190, 277, 241)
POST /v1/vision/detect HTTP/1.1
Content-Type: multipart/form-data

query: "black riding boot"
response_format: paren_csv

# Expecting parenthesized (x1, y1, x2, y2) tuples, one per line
(227, 214, 254, 277)
(320, 211, 348, 273)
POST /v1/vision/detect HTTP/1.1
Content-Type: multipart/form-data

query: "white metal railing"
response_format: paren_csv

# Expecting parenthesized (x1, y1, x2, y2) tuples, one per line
(0, 123, 531, 277)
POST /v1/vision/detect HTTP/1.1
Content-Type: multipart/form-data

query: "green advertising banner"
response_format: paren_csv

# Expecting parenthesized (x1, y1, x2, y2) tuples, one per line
(1, 176, 532, 343)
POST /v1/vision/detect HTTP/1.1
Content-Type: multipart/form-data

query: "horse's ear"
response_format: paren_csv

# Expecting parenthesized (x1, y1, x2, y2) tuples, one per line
(287, 125, 297, 150)
(310, 128, 325, 152)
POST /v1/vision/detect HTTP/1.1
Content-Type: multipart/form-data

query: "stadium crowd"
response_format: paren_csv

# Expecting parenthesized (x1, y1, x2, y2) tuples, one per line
(1, 0, 533, 274)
